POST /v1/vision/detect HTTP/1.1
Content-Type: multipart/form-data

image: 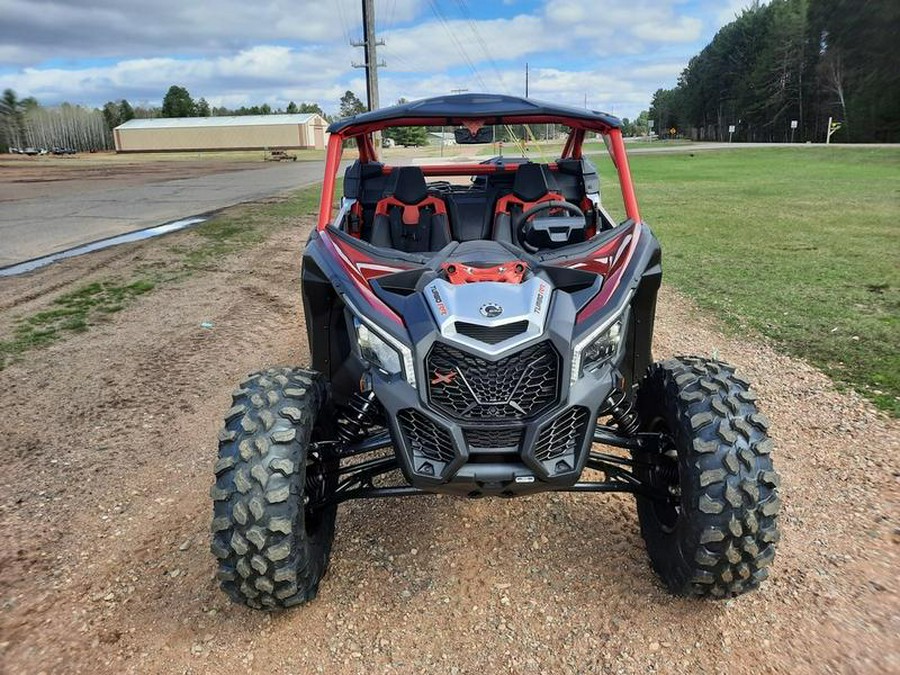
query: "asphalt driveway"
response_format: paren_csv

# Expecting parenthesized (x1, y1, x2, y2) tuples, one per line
(0, 161, 325, 267)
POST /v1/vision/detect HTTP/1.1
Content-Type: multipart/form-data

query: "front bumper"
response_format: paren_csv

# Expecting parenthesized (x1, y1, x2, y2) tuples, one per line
(371, 357, 618, 497)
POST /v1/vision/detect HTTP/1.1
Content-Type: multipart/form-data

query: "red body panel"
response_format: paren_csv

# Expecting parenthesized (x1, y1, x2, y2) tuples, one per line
(318, 229, 410, 326)
(554, 222, 642, 323)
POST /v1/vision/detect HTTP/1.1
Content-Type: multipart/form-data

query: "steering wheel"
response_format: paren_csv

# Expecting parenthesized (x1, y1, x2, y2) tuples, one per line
(517, 200, 585, 252)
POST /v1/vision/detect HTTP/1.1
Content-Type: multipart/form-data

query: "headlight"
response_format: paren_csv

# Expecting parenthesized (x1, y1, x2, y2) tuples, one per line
(570, 306, 628, 386)
(355, 319, 402, 375)
(582, 319, 622, 367)
(348, 311, 416, 387)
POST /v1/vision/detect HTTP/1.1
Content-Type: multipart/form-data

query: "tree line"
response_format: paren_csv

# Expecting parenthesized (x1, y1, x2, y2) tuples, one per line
(157, 85, 327, 120)
(649, 0, 900, 142)
(0, 84, 336, 153)
(2, 89, 112, 152)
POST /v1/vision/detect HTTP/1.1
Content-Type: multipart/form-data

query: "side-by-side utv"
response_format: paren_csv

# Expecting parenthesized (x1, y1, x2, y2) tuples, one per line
(210, 94, 781, 610)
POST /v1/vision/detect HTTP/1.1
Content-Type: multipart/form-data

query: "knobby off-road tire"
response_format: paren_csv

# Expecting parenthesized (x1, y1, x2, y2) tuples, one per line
(634, 357, 781, 598)
(210, 368, 338, 610)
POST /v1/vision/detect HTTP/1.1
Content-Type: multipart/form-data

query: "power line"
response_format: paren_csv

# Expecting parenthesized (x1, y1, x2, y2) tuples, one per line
(384, 0, 399, 33)
(425, 0, 488, 91)
(454, 0, 509, 94)
(425, 0, 529, 156)
(336, 0, 353, 51)
(448, 1, 539, 156)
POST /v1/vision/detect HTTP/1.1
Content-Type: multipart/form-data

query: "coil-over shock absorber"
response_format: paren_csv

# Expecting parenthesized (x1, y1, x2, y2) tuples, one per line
(337, 390, 382, 444)
(602, 387, 640, 436)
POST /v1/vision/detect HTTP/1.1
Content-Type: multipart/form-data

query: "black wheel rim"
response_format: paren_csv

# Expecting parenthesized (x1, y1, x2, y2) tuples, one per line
(648, 417, 681, 532)
(304, 432, 335, 536)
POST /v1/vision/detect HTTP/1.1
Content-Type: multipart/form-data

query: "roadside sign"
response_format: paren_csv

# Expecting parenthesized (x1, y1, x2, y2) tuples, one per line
(728, 125, 736, 133)
(648, 120, 654, 128)
(826, 116, 842, 144)
(790, 120, 798, 129)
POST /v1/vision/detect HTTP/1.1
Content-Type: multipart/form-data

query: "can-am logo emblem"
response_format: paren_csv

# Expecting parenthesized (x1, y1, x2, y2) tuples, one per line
(480, 303, 503, 318)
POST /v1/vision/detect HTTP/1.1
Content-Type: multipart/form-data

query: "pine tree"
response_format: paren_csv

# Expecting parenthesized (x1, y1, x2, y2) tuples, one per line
(161, 85, 196, 118)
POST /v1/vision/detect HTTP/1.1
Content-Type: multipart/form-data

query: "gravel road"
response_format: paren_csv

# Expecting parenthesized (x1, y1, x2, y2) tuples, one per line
(0, 213, 897, 674)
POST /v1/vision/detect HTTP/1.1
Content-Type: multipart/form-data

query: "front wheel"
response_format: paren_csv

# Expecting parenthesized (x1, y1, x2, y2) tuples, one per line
(634, 357, 781, 598)
(210, 367, 338, 609)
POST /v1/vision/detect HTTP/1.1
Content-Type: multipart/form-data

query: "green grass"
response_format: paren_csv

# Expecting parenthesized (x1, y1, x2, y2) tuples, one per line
(591, 147, 899, 415)
(0, 182, 324, 369)
(0, 279, 156, 367)
(180, 182, 323, 268)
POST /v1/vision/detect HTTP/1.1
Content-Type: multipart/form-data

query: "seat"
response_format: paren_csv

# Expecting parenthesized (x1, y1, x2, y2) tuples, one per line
(492, 163, 566, 245)
(343, 160, 388, 239)
(371, 167, 451, 253)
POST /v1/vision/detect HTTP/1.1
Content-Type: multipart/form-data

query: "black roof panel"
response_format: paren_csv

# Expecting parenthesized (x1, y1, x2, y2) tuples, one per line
(328, 93, 621, 133)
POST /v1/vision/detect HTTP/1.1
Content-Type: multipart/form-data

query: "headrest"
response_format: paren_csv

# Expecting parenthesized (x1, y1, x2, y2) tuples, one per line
(388, 166, 428, 204)
(343, 160, 384, 199)
(512, 163, 559, 202)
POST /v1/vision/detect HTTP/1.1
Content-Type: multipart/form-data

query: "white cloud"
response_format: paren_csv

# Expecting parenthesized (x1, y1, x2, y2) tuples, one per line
(4, 46, 350, 110)
(712, 0, 771, 24)
(0, 0, 416, 66)
(0, 0, 727, 118)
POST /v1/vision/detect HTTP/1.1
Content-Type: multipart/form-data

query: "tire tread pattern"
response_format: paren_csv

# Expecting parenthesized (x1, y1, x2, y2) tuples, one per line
(210, 367, 335, 610)
(636, 356, 781, 598)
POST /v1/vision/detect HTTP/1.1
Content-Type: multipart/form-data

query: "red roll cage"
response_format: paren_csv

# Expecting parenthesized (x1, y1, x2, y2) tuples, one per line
(316, 116, 641, 231)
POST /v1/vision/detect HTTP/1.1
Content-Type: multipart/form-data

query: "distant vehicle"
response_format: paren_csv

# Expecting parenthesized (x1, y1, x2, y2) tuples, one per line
(264, 149, 297, 162)
(22, 147, 40, 156)
(51, 147, 77, 155)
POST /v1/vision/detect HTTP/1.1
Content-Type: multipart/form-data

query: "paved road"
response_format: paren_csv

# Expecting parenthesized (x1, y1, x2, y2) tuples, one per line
(0, 161, 325, 267)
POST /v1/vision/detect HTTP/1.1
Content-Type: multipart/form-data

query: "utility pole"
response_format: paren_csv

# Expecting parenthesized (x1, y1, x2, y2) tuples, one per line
(525, 63, 529, 98)
(350, 0, 385, 113)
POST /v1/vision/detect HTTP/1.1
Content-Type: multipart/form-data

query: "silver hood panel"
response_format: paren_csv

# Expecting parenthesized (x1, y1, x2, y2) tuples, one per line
(423, 277, 553, 355)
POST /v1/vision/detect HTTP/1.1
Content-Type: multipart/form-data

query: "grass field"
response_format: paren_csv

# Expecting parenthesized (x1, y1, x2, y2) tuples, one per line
(591, 147, 899, 415)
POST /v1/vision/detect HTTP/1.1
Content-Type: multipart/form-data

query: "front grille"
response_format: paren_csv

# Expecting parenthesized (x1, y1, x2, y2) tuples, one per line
(455, 320, 529, 345)
(427, 341, 560, 421)
(534, 406, 590, 462)
(397, 409, 455, 464)
(465, 427, 523, 449)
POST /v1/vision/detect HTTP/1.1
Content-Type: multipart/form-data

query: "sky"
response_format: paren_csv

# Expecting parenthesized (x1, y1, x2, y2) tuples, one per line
(0, 0, 761, 120)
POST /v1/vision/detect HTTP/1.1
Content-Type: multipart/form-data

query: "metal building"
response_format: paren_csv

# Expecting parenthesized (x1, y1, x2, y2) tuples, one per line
(113, 114, 328, 152)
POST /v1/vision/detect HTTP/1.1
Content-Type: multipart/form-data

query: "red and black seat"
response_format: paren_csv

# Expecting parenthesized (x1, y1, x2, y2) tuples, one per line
(492, 163, 566, 245)
(371, 167, 451, 253)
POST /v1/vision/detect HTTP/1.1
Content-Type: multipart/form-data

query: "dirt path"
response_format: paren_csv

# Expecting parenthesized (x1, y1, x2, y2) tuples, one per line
(0, 215, 897, 674)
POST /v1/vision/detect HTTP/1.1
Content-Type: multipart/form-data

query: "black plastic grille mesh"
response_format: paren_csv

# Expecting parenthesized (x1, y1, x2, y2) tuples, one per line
(464, 427, 523, 449)
(534, 406, 590, 462)
(454, 320, 529, 345)
(427, 341, 559, 421)
(397, 409, 455, 463)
